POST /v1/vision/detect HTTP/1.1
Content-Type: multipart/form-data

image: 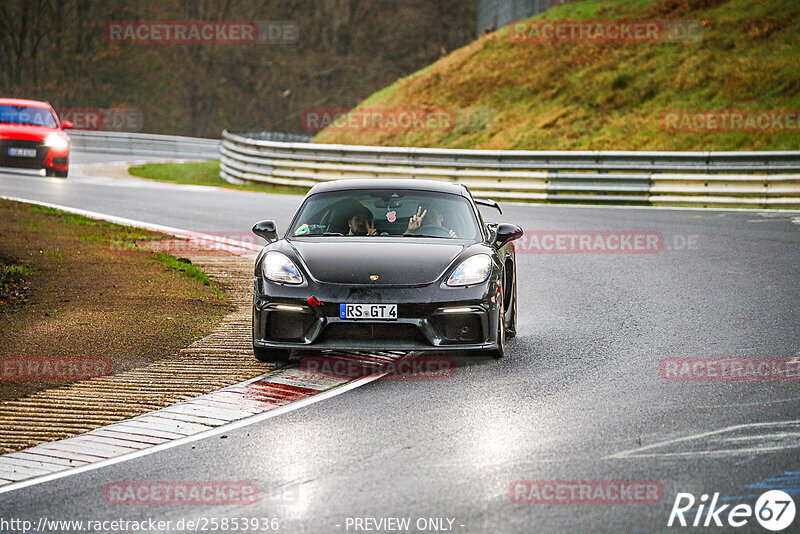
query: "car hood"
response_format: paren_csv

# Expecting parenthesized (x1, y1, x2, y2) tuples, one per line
(0, 124, 62, 141)
(290, 238, 467, 285)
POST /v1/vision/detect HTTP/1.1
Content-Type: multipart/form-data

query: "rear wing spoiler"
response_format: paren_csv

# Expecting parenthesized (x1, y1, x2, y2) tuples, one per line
(474, 198, 502, 215)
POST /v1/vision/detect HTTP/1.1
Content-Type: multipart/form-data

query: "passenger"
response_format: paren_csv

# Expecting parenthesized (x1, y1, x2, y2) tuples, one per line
(405, 206, 458, 238)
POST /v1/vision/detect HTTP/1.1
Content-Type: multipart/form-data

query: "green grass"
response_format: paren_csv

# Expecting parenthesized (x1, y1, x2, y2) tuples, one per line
(17, 202, 222, 294)
(313, 0, 800, 151)
(128, 160, 309, 195)
(155, 253, 222, 299)
(26, 204, 124, 228)
(1, 264, 39, 276)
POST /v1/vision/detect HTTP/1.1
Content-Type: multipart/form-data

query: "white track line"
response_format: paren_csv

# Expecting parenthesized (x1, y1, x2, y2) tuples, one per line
(0, 195, 261, 253)
(0, 196, 390, 495)
(0, 372, 388, 495)
(606, 420, 800, 459)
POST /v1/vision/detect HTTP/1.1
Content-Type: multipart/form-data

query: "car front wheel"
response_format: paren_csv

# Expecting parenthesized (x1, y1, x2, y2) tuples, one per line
(483, 294, 505, 360)
(505, 276, 517, 338)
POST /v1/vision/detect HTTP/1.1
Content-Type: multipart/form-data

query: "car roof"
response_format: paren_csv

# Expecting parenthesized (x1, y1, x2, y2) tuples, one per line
(0, 98, 53, 108)
(308, 179, 470, 197)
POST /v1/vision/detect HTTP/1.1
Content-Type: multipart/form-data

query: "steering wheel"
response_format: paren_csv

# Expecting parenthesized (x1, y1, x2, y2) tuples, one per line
(411, 224, 452, 238)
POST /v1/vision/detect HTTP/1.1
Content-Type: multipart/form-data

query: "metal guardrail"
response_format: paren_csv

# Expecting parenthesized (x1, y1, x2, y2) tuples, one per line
(69, 130, 220, 159)
(220, 130, 800, 208)
(239, 131, 314, 144)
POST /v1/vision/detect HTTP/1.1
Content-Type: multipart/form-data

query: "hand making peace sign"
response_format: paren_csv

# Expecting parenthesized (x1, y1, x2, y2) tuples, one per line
(366, 218, 378, 236)
(406, 206, 427, 232)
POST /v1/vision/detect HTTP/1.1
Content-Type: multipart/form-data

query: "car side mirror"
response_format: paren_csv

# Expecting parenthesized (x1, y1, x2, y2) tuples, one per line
(61, 120, 74, 129)
(252, 220, 278, 242)
(494, 223, 523, 248)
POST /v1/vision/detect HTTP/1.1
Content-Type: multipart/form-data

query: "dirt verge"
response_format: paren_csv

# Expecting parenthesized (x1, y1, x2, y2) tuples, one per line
(0, 199, 229, 401)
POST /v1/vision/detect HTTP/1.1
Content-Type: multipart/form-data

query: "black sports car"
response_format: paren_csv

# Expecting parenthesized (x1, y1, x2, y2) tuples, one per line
(251, 179, 522, 362)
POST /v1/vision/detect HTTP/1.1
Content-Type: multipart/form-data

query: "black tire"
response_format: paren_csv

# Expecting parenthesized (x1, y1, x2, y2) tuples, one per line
(55, 168, 68, 178)
(483, 291, 505, 359)
(253, 345, 291, 363)
(490, 308, 505, 359)
(505, 275, 517, 339)
(44, 167, 55, 177)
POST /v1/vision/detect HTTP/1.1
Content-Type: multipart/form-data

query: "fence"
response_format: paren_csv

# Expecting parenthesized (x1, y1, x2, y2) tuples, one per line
(68, 130, 220, 159)
(220, 130, 800, 208)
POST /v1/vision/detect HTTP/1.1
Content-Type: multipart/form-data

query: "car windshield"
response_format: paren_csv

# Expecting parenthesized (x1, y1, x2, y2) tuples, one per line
(0, 105, 58, 127)
(288, 189, 482, 240)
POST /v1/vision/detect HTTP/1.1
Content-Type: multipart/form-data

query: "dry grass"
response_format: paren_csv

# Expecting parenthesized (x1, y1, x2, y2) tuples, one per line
(314, 0, 800, 151)
(0, 199, 228, 402)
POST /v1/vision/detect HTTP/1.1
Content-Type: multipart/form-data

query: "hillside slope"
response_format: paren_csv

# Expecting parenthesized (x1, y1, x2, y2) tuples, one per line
(314, 0, 800, 150)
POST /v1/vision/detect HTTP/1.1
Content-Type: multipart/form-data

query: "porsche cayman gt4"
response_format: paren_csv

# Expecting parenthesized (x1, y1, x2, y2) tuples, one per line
(251, 179, 522, 362)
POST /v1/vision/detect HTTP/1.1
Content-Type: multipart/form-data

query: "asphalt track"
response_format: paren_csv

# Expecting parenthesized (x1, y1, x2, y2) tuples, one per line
(0, 152, 799, 533)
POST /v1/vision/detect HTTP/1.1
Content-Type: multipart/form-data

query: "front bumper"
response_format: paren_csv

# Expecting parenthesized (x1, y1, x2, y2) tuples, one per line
(0, 139, 68, 171)
(253, 278, 502, 352)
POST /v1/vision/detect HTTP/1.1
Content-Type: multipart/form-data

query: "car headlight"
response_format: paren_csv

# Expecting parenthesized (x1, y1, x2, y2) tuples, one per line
(44, 133, 68, 151)
(446, 254, 492, 287)
(262, 252, 303, 285)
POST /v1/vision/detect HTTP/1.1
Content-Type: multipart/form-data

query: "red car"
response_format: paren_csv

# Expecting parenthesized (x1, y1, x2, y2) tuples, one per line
(0, 98, 72, 178)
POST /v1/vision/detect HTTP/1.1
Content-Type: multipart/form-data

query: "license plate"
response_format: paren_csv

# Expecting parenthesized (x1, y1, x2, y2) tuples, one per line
(340, 303, 398, 320)
(8, 147, 36, 158)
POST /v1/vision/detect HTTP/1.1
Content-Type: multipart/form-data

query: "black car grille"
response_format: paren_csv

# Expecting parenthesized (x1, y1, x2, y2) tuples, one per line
(4, 139, 43, 149)
(430, 314, 485, 343)
(0, 139, 47, 161)
(267, 312, 315, 341)
(320, 323, 427, 344)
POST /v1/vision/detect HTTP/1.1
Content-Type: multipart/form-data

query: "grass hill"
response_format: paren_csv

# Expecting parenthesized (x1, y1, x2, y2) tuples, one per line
(314, 0, 800, 150)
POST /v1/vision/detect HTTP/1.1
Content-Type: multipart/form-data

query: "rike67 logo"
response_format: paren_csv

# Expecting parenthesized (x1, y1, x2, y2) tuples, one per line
(669, 490, 796, 531)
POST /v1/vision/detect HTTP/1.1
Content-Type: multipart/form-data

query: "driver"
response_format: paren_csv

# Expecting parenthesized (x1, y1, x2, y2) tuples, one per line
(347, 207, 378, 236)
(293, 204, 378, 236)
(405, 206, 458, 238)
